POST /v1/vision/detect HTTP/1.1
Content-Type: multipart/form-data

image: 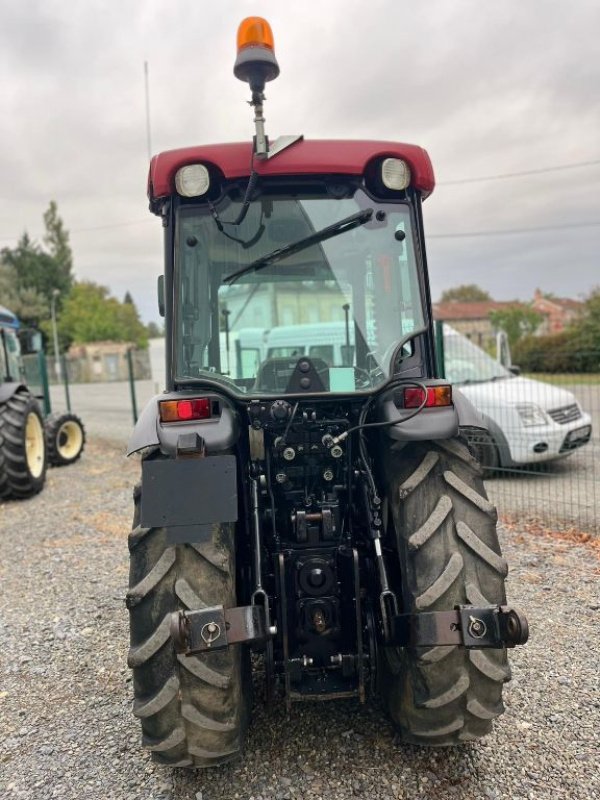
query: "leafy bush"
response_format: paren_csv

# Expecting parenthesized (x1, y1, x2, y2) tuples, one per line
(513, 332, 600, 373)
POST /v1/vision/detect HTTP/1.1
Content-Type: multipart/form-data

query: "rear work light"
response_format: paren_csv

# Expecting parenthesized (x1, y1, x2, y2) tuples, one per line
(403, 385, 452, 409)
(175, 164, 210, 197)
(381, 158, 411, 190)
(159, 398, 212, 422)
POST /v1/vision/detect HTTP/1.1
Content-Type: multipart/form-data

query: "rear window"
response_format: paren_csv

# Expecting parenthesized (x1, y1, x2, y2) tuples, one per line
(267, 346, 305, 358)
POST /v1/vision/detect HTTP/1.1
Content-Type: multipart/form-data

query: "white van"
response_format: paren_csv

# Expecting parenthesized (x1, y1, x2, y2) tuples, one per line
(264, 322, 355, 367)
(443, 325, 592, 466)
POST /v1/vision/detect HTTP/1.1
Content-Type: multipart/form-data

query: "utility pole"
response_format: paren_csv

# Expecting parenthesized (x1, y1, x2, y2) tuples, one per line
(51, 288, 61, 380)
(144, 61, 152, 162)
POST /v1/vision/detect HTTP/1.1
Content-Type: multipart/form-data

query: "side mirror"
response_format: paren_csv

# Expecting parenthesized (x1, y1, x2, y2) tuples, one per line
(509, 365, 521, 376)
(157, 275, 165, 317)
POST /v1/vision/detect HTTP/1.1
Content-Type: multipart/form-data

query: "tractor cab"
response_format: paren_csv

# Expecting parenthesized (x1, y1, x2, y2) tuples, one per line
(167, 154, 432, 397)
(0, 304, 23, 384)
(148, 18, 436, 402)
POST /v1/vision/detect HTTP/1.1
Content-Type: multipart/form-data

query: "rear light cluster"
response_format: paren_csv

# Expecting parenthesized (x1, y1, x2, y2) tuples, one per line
(159, 398, 212, 422)
(398, 385, 453, 409)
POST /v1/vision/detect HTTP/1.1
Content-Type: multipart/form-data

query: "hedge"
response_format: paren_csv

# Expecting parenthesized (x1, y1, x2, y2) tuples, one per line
(513, 332, 600, 373)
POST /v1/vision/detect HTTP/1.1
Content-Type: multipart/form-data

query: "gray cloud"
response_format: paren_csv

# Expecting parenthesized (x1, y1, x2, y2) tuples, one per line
(0, 0, 598, 321)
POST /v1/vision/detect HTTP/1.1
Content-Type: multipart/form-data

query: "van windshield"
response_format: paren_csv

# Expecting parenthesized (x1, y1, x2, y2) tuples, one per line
(443, 329, 512, 384)
(174, 185, 425, 395)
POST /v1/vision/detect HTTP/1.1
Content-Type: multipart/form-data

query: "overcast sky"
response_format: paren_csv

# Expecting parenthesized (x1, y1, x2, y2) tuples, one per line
(0, 0, 598, 322)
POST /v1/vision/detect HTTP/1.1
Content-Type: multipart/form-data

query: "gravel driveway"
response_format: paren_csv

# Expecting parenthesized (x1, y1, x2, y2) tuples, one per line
(1, 441, 598, 800)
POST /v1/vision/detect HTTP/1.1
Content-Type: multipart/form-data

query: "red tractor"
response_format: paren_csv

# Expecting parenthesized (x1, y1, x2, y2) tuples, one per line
(126, 18, 528, 768)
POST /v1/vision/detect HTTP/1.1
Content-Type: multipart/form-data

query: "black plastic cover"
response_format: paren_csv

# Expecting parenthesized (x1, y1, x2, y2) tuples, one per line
(141, 455, 238, 528)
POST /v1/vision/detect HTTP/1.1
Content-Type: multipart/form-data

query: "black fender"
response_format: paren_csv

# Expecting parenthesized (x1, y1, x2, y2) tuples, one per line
(127, 391, 240, 457)
(377, 382, 487, 442)
(0, 382, 29, 404)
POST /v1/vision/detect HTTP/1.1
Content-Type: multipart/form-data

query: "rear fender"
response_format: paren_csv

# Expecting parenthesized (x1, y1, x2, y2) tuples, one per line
(377, 383, 486, 442)
(127, 391, 240, 456)
(0, 382, 28, 404)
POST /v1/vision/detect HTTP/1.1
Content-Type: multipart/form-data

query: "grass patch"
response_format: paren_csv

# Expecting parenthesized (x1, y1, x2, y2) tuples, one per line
(523, 372, 600, 385)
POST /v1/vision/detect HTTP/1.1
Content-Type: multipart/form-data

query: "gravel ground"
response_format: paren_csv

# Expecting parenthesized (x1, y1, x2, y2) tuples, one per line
(1, 441, 599, 800)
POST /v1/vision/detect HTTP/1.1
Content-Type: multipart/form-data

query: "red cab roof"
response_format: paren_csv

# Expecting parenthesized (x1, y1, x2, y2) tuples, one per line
(148, 139, 435, 203)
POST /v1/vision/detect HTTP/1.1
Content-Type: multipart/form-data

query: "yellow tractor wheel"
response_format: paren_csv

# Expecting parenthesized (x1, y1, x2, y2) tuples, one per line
(45, 413, 86, 467)
(0, 390, 47, 499)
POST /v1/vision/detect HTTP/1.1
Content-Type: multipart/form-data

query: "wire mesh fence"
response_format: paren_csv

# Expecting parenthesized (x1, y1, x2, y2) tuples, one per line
(23, 332, 600, 533)
(438, 324, 598, 534)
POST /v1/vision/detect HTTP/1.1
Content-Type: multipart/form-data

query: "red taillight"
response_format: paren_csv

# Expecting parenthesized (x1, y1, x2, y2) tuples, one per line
(403, 385, 452, 409)
(159, 398, 211, 422)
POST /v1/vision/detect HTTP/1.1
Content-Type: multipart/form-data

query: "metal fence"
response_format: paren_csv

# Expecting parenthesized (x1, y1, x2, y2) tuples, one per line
(24, 334, 600, 534)
(437, 323, 599, 535)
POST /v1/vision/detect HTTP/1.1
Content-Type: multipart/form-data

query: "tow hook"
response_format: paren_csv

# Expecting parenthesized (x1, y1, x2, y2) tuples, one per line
(390, 605, 529, 649)
(170, 604, 276, 656)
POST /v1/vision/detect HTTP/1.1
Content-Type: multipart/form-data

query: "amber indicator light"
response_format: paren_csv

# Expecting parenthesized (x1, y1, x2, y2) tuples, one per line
(403, 385, 453, 409)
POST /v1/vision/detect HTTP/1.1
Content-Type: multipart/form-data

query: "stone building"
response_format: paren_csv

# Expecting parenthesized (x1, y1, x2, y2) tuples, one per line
(531, 290, 584, 334)
(64, 341, 150, 382)
(432, 301, 524, 348)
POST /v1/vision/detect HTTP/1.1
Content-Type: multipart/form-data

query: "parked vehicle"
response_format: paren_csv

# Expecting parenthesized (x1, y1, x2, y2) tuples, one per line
(0, 304, 85, 499)
(125, 17, 528, 768)
(442, 325, 593, 468)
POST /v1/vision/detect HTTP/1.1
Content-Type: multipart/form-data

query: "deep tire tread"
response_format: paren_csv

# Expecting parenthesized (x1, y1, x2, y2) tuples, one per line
(128, 475, 249, 768)
(44, 411, 86, 467)
(0, 391, 47, 499)
(380, 438, 510, 745)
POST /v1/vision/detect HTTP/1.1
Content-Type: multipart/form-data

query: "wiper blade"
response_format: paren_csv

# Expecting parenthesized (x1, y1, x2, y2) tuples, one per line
(223, 207, 374, 284)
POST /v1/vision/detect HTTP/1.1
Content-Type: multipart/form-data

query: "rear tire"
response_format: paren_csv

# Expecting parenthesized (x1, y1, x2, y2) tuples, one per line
(380, 437, 510, 745)
(127, 473, 251, 768)
(45, 412, 86, 466)
(0, 390, 47, 499)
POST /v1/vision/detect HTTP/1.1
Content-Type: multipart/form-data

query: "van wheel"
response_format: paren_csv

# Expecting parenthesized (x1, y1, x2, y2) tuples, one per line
(462, 428, 500, 474)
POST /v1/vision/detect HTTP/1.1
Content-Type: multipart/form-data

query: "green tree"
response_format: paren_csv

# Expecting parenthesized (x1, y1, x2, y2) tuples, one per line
(0, 262, 48, 326)
(571, 288, 600, 350)
(440, 284, 491, 303)
(1, 232, 71, 304)
(56, 282, 148, 347)
(489, 306, 543, 347)
(512, 289, 600, 374)
(146, 321, 164, 337)
(43, 200, 73, 289)
(0, 202, 74, 330)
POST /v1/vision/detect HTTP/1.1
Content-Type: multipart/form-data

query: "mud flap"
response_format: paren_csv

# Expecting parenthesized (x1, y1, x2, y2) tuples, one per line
(141, 455, 238, 543)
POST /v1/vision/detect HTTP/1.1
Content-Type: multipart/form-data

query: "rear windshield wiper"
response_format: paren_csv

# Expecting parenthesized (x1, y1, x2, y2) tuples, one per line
(223, 208, 374, 285)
